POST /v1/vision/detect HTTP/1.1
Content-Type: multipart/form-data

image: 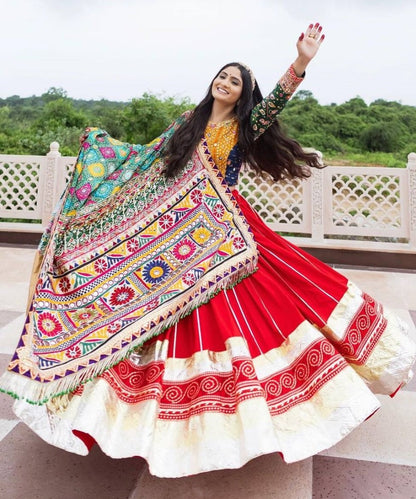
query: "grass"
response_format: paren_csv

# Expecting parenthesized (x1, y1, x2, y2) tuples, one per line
(323, 151, 406, 168)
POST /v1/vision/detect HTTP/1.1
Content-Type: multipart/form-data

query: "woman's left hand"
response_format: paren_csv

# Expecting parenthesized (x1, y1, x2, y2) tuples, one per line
(297, 23, 325, 62)
(292, 23, 325, 76)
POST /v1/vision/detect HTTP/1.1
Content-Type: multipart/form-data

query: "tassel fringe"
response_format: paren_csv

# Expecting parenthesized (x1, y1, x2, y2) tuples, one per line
(0, 265, 257, 405)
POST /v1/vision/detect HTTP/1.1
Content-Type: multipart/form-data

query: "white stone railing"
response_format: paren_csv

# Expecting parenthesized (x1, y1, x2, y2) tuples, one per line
(1, 144, 415, 253)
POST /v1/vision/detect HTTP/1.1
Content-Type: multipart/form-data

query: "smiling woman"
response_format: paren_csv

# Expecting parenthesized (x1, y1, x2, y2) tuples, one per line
(211, 66, 243, 107)
(0, 23, 415, 479)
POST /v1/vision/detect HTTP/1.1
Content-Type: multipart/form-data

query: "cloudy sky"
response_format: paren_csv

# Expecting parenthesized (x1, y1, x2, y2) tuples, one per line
(1, 0, 415, 106)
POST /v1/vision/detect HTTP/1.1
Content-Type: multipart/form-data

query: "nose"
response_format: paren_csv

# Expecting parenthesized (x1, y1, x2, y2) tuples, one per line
(218, 77, 230, 89)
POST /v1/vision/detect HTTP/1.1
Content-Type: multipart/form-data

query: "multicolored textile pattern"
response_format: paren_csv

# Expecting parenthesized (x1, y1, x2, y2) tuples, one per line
(205, 118, 239, 176)
(11, 193, 415, 477)
(250, 64, 303, 137)
(3, 65, 415, 478)
(1, 128, 258, 404)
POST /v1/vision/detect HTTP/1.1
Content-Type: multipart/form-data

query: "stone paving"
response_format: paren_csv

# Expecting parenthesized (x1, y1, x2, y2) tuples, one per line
(0, 246, 415, 499)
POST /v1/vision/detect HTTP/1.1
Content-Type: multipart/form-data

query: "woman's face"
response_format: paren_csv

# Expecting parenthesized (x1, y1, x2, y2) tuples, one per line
(211, 66, 243, 106)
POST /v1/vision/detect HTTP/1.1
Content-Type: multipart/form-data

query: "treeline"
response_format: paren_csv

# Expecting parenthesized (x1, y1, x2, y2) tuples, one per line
(1, 87, 415, 166)
(0, 88, 191, 156)
(281, 90, 416, 166)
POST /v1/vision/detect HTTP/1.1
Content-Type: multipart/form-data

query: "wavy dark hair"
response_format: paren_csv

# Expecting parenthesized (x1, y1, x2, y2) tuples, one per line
(163, 62, 321, 180)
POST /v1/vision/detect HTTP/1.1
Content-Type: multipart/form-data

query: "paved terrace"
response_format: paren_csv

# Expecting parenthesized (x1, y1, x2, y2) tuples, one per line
(0, 246, 415, 499)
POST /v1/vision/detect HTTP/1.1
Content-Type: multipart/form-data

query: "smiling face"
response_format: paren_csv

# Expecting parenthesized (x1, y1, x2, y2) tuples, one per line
(211, 66, 243, 107)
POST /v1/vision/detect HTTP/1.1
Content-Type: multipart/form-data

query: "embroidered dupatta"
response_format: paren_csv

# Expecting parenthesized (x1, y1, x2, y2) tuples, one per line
(0, 119, 258, 404)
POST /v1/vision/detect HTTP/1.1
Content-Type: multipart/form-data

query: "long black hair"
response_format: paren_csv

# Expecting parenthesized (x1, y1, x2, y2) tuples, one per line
(163, 62, 321, 180)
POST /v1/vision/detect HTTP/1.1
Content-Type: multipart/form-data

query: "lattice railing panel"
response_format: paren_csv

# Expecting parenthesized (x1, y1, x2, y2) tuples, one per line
(62, 157, 76, 185)
(326, 169, 407, 237)
(1, 146, 415, 251)
(0, 158, 42, 217)
(239, 167, 309, 232)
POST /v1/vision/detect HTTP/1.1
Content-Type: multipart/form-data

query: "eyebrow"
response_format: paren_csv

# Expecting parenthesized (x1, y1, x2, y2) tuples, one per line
(219, 71, 242, 83)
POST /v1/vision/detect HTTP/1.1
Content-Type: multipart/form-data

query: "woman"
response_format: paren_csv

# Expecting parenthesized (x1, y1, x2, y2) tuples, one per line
(1, 23, 415, 478)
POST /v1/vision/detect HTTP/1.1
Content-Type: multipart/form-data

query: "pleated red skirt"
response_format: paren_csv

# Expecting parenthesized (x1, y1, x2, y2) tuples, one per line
(14, 191, 415, 477)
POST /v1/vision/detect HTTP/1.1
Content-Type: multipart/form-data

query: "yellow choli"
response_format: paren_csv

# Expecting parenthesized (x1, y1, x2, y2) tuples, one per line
(204, 118, 239, 177)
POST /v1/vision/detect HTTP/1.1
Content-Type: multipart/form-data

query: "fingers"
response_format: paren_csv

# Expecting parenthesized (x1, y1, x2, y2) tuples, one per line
(304, 22, 324, 42)
(305, 23, 314, 38)
(79, 127, 91, 146)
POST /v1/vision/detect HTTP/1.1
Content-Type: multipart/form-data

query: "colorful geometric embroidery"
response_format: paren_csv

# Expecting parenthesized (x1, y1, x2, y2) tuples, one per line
(251, 65, 303, 137)
(4, 128, 258, 404)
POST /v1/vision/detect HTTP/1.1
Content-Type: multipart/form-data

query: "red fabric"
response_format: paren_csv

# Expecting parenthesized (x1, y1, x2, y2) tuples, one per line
(64, 192, 412, 473)
(72, 429, 96, 450)
(141, 191, 349, 358)
(92, 193, 354, 416)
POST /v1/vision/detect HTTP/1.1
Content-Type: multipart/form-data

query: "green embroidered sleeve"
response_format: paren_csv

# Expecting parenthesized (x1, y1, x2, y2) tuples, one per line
(250, 65, 304, 139)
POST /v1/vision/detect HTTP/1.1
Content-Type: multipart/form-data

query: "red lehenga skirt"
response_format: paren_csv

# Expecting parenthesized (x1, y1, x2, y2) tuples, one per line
(13, 191, 415, 478)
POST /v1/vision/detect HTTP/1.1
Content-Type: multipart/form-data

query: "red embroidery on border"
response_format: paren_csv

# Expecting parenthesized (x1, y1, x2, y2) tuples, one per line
(333, 293, 387, 365)
(102, 338, 348, 419)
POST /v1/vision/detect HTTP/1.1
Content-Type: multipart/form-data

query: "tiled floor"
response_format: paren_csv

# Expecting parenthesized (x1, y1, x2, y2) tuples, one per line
(0, 246, 415, 499)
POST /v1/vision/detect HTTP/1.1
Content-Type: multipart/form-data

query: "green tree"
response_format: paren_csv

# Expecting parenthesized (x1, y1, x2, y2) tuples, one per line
(361, 123, 402, 152)
(123, 93, 193, 143)
(35, 98, 87, 131)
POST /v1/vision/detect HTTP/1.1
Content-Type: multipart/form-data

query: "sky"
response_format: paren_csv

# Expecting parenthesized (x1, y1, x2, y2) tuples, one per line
(1, 0, 415, 107)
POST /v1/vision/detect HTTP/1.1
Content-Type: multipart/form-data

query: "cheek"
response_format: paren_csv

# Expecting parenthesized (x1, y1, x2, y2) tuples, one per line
(233, 87, 243, 102)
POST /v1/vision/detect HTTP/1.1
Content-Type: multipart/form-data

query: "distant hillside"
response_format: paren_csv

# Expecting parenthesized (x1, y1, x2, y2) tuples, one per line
(1, 87, 415, 166)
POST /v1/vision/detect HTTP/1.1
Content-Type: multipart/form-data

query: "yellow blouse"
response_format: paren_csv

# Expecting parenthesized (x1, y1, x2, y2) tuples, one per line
(204, 118, 239, 176)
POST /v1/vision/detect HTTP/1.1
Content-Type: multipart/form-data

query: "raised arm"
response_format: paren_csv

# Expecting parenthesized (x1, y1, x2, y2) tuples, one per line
(251, 22, 325, 139)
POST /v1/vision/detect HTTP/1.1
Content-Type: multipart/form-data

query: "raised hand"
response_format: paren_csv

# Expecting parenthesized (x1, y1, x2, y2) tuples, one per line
(297, 23, 325, 62)
(292, 22, 325, 76)
(79, 127, 93, 146)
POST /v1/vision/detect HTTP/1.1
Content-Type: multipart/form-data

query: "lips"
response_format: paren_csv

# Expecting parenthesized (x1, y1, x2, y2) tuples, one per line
(216, 87, 229, 95)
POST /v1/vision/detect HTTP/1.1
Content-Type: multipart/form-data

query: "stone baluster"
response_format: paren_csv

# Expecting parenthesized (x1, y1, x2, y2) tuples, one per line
(40, 142, 62, 228)
(408, 152, 416, 250)
(310, 151, 324, 243)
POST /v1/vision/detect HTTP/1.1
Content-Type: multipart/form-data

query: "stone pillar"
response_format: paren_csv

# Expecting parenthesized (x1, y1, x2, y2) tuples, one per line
(407, 152, 416, 251)
(311, 151, 324, 243)
(40, 142, 62, 228)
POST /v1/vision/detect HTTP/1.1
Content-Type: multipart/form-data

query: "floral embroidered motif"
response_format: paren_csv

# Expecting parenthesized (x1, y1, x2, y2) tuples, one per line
(58, 276, 71, 293)
(94, 258, 108, 273)
(182, 271, 197, 286)
(126, 239, 140, 253)
(67, 346, 81, 359)
(107, 321, 122, 334)
(232, 237, 245, 250)
(172, 239, 197, 261)
(37, 313, 63, 338)
(109, 285, 135, 306)
(142, 260, 171, 284)
(192, 227, 212, 245)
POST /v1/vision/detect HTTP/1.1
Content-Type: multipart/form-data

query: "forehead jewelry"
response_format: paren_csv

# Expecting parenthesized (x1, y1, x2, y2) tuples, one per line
(238, 62, 256, 90)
